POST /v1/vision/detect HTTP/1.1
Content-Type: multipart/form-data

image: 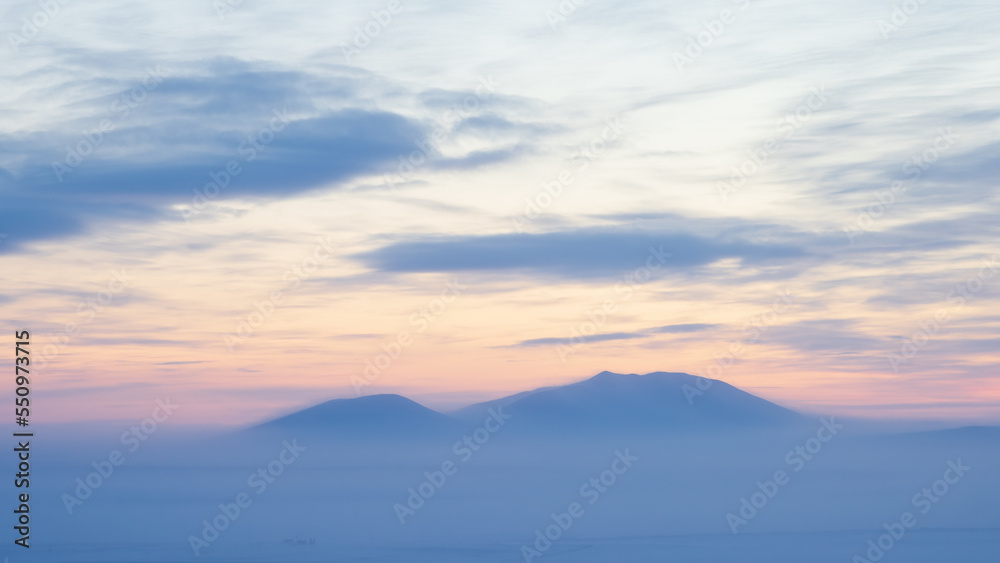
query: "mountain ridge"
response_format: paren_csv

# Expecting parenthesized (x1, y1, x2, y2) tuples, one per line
(250, 371, 806, 438)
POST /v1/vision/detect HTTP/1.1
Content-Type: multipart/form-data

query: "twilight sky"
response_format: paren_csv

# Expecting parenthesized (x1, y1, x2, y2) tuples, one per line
(2, 0, 998, 425)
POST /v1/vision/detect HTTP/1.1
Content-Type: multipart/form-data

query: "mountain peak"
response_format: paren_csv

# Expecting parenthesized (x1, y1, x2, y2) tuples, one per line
(587, 370, 636, 381)
(456, 370, 801, 433)
(253, 392, 457, 438)
(586, 371, 696, 384)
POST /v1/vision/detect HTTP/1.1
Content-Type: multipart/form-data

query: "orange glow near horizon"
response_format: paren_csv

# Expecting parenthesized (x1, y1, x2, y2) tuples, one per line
(9, 220, 997, 427)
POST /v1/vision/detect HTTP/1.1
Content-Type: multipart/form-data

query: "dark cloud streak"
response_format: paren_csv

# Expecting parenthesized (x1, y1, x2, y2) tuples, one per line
(355, 229, 808, 280)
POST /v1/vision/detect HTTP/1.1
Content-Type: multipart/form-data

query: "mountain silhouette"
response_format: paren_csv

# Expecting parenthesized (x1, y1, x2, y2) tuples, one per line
(248, 371, 804, 440)
(453, 371, 803, 434)
(252, 393, 459, 439)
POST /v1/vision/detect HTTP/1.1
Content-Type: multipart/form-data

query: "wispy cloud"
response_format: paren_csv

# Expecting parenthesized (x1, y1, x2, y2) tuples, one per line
(511, 323, 719, 348)
(515, 332, 649, 347)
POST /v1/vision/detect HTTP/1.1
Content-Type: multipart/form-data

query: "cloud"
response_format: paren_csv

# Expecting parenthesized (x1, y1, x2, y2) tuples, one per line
(762, 319, 884, 354)
(511, 323, 719, 348)
(0, 58, 539, 254)
(25, 110, 424, 196)
(515, 332, 649, 347)
(650, 323, 719, 333)
(355, 228, 809, 280)
(0, 198, 88, 252)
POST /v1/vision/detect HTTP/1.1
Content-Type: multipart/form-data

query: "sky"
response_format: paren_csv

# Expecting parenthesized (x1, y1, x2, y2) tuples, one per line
(1, 0, 998, 426)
